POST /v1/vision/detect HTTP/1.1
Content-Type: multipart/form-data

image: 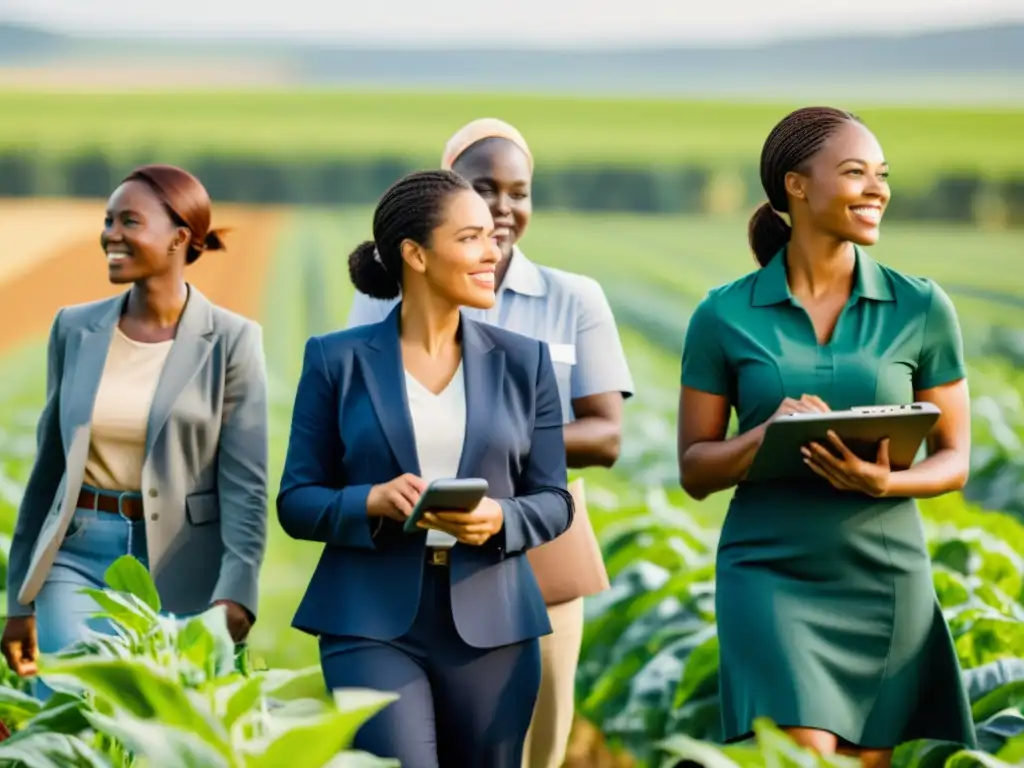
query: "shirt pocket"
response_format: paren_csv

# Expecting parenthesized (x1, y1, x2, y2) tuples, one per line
(186, 492, 221, 526)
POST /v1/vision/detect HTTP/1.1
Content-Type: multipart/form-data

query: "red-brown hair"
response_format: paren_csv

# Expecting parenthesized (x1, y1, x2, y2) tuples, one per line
(121, 164, 227, 264)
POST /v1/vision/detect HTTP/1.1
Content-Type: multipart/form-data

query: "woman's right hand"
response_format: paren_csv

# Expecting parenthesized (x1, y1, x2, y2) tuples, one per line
(1, 615, 38, 677)
(767, 394, 831, 424)
(366, 473, 427, 521)
(751, 394, 831, 450)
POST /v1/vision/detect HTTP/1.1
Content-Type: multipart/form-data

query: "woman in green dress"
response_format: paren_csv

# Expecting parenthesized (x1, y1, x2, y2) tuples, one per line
(677, 106, 976, 766)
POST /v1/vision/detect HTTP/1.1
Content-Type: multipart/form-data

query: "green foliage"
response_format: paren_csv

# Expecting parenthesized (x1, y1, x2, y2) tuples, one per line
(657, 719, 861, 767)
(656, 717, 1024, 768)
(960, 355, 1024, 520)
(0, 556, 398, 768)
(1, 93, 1023, 222)
(576, 484, 1024, 767)
(0, 91, 1022, 185)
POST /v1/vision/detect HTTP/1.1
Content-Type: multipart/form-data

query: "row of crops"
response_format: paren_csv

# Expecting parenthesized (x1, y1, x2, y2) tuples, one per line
(2, 91, 1024, 225)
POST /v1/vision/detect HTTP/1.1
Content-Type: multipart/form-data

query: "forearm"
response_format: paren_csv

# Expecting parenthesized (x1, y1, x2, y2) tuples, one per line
(276, 483, 377, 549)
(881, 449, 968, 499)
(213, 506, 267, 618)
(498, 487, 574, 554)
(680, 426, 765, 500)
(212, 554, 261, 619)
(7, 425, 65, 614)
(564, 417, 621, 469)
(8, 490, 56, 608)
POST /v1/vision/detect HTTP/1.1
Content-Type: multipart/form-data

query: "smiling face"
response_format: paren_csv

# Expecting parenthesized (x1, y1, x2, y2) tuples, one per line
(452, 137, 533, 261)
(786, 120, 891, 246)
(403, 188, 501, 310)
(100, 180, 189, 284)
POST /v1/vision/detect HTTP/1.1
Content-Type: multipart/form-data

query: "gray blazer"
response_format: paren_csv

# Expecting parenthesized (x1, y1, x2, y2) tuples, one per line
(6, 286, 269, 620)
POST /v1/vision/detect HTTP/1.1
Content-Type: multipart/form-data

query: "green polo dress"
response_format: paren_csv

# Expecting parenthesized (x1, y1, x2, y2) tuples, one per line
(680, 246, 976, 747)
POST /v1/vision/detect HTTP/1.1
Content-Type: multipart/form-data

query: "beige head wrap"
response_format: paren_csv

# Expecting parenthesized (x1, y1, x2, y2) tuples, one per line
(440, 118, 534, 173)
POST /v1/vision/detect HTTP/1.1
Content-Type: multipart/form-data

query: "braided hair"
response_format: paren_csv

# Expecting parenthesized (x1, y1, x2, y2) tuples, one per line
(348, 170, 473, 299)
(749, 106, 862, 267)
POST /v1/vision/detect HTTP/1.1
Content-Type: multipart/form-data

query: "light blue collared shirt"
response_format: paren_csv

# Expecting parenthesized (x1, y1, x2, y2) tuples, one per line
(345, 247, 634, 423)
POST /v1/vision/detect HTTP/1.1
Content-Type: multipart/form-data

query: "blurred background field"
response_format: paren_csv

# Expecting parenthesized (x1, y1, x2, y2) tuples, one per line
(2, 7, 1024, 765)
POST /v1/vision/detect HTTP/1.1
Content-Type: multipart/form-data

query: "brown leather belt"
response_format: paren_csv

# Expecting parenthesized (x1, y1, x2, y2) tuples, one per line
(426, 547, 450, 567)
(77, 488, 145, 521)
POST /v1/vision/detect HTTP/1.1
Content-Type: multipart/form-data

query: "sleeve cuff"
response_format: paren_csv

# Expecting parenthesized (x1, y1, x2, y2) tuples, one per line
(5, 598, 33, 619)
(211, 567, 259, 620)
(915, 365, 968, 391)
(572, 379, 636, 401)
(497, 499, 524, 554)
(681, 373, 730, 396)
(338, 484, 377, 550)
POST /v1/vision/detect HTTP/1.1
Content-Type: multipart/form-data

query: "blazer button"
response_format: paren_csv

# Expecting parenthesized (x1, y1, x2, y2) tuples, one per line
(148, 489, 158, 498)
(151, 513, 159, 521)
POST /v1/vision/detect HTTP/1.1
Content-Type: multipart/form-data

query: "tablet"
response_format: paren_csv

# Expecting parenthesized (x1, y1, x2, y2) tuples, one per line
(403, 478, 489, 534)
(745, 402, 941, 483)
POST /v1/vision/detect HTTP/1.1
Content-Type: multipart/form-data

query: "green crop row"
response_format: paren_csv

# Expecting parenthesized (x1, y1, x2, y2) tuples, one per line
(1, 90, 1023, 184)
(5, 150, 1023, 224)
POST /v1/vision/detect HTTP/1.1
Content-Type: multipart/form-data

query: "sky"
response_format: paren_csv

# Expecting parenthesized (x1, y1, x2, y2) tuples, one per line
(3, 0, 1024, 46)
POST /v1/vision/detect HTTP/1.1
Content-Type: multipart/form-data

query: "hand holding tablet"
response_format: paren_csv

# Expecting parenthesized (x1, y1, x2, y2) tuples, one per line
(746, 401, 941, 486)
(800, 429, 893, 497)
(403, 478, 490, 534)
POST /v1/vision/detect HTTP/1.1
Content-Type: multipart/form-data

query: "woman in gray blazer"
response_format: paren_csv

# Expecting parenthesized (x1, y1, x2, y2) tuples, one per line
(1, 165, 269, 697)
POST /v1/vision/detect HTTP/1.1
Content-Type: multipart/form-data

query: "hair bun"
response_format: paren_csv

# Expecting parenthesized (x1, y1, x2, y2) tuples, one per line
(349, 239, 400, 300)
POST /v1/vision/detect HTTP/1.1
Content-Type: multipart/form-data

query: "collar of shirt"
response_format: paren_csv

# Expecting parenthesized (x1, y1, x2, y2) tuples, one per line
(750, 244, 894, 308)
(500, 246, 548, 299)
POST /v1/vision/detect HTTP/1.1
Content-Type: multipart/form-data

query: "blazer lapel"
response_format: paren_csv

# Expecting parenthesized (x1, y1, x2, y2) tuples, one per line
(456, 316, 504, 478)
(60, 295, 125, 453)
(355, 306, 421, 476)
(144, 286, 214, 457)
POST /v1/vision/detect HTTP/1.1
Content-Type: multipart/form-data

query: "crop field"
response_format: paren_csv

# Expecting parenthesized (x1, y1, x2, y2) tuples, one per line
(1, 192, 1024, 764)
(2, 90, 1024, 185)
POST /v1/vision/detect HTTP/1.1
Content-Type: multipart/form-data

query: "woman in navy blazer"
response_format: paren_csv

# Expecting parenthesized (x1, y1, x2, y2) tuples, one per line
(277, 169, 574, 768)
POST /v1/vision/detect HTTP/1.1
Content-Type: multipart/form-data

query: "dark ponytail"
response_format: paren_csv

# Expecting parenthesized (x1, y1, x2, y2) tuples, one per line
(348, 240, 399, 300)
(747, 203, 792, 267)
(751, 106, 862, 267)
(348, 169, 473, 300)
(187, 228, 227, 264)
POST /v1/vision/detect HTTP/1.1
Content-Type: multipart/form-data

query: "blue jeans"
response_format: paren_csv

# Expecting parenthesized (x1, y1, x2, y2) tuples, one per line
(34, 495, 148, 699)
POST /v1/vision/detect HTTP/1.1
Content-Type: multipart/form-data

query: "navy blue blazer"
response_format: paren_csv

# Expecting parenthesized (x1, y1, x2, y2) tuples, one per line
(277, 306, 574, 648)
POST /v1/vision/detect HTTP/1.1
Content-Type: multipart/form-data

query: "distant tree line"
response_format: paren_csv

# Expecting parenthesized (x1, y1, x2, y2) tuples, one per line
(1, 150, 1022, 228)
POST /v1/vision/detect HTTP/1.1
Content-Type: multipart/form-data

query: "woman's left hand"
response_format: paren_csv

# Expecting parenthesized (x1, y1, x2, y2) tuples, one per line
(421, 498, 505, 546)
(802, 431, 891, 497)
(213, 600, 253, 643)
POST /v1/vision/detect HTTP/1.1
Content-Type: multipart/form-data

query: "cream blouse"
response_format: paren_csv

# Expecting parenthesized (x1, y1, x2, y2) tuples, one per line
(83, 328, 173, 492)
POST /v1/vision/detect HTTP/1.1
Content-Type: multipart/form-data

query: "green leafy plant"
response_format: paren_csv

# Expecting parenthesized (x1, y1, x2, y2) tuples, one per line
(0, 556, 399, 768)
(655, 717, 1024, 768)
(963, 355, 1024, 520)
(657, 719, 861, 768)
(578, 487, 1024, 767)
